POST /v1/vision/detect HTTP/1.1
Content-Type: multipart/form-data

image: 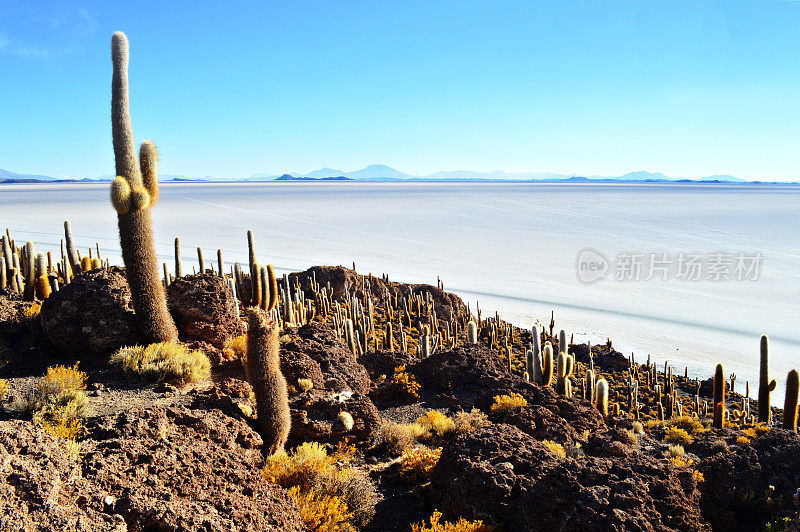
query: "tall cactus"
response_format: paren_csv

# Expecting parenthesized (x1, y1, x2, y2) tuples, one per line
(245, 274, 290, 454)
(109, 32, 177, 344)
(784, 370, 799, 433)
(713, 363, 726, 429)
(759, 335, 777, 423)
(542, 342, 554, 387)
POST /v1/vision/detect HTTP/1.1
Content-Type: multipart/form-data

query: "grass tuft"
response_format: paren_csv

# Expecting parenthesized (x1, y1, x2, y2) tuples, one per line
(110, 342, 210, 383)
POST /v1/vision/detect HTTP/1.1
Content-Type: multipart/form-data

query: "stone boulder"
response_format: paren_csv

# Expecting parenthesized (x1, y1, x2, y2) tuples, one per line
(281, 322, 371, 394)
(692, 428, 800, 531)
(82, 406, 305, 531)
(289, 391, 381, 446)
(0, 420, 127, 531)
(39, 267, 138, 355)
(166, 273, 244, 350)
(429, 423, 711, 531)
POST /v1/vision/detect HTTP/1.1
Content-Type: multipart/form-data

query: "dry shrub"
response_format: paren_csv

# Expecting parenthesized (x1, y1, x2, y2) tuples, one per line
(400, 446, 442, 482)
(666, 444, 685, 460)
(736, 435, 751, 445)
(664, 426, 693, 445)
(223, 334, 247, 360)
(416, 411, 456, 440)
(14, 363, 88, 440)
(298, 378, 314, 393)
(391, 364, 421, 399)
(110, 342, 210, 383)
(754, 422, 771, 436)
(287, 486, 352, 532)
(454, 408, 489, 434)
(490, 393, 527, 413)
(375, 421, 428, 455)
(542, 439, 566, 458)
(622, 429, 638, 445)
(263, 441, 379, 529)
(666, 415, 706, 436)
(412, 510, 493, 532)
(22, 302, 41, 321)
(632, 421, 644, 435)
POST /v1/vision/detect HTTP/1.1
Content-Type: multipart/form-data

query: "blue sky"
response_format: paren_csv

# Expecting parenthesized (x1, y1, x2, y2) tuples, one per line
(1, 1, 800, 181)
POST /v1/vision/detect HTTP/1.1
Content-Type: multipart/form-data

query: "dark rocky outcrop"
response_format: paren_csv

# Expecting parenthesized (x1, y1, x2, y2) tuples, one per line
(281, 322, 371, 394)
(0, 419, 126, 531)
(429, 423, 711, 531)
(39, 267, 138, 355)
(166, 273, 244, 350)
(692, 428, 800, 531)
(82, 406, 305, 531)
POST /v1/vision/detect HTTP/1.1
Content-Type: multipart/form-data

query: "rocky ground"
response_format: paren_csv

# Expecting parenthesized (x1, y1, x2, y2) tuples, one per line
(1, 266, 799, 531)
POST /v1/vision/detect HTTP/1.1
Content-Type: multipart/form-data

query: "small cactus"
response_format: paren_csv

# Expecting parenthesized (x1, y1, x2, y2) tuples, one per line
(784, 370, 799, 433)
(467, 320, 478, 344)
(596, 378, 609, 416)
(541, 342, 554, 387)
(713, 363, 726, 429)
(758, 335, 777, 423)
(174, 237, 182, 278)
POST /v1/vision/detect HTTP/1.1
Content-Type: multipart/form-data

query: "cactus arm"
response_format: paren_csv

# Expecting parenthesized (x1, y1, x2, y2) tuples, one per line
(139, 140, 159, 206)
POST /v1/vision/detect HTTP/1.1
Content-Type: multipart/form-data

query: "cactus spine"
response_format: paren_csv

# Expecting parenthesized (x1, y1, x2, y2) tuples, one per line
(110, 32, 177, 344)
(758, 335, 777, 423)
(245, 282, 290, 455)
(784, 370, 799, 432)
(713, 363, 725, 429)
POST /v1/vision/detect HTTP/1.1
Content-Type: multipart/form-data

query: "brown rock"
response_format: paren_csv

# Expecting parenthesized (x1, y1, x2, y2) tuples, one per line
(167, 273, 245, 350)
(693, 428, 800, 531)
(281, 322, 371, 394)
(39, 267, 138, 355)
(82, 406, 304, 531)
(0, 420, 126, 531)
(429, 423, 710, 531)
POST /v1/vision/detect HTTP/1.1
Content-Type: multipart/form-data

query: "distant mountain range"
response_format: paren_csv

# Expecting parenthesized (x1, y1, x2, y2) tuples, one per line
(0, 166, 779, 184)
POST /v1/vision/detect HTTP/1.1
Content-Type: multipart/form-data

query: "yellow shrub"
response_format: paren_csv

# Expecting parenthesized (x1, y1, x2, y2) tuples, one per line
(22, 303, 41, 321)
(298, 378, 314, 393)
(264, 442, 378, 529)
(401, 446, 442, 480)
(0, 379, 8, 400)
(736, 436, 751, 445)
(754, 422, 771, 436)
(666, 415, 706, 436)
(46, 363, 87, 392)
(542, 440, 566, 458)
(490, 393, 527, 413)
(223, 334, 247, 360)
(412, 510, 493, 532)
(15, 364, 88, 441)
(110, 342, 210, 383)
(664, 426, 693, 445)
(416, 411, 456, 439)
(391, 365, 421, 399)
(377, 421, 430, 454)
(693, 470, 705, 483)
(287, 486, 353, 532)
(670, 456, 695, 468)
(454, 408, 490, 434)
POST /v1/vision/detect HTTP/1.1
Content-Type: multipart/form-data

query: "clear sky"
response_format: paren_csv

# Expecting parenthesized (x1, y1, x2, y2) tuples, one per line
(1, 1, 800, 181)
